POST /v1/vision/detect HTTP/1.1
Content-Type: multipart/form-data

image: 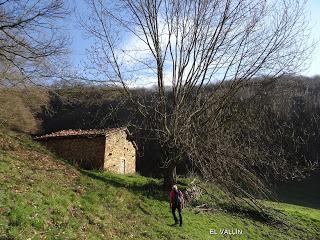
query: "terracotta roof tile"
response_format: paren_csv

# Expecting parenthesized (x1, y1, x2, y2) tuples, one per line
(34, 127, 126, 140)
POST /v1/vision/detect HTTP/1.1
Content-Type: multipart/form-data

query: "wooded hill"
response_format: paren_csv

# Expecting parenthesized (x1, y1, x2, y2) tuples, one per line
(1, 75, 320, 185)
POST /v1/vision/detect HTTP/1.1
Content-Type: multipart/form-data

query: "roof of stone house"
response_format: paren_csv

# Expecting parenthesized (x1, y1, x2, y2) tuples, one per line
(34, 127, 127, 140)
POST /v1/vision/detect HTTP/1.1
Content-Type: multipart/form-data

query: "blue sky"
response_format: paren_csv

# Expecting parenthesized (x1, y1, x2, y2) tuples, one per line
(306, 0, 320, 76)
(67, 0, 320, 77)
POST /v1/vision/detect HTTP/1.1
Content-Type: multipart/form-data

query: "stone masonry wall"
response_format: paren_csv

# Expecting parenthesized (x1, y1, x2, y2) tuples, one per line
(104, 130, 136, 174)
(41, 136, 106, 170)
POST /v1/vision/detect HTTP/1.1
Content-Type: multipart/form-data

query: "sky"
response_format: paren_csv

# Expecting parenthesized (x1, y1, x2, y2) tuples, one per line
(305, 0, 320, 76)
(67, 0, 320, 78)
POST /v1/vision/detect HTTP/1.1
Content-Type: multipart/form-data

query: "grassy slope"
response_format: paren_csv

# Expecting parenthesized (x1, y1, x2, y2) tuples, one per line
(0, 131, 319, 240)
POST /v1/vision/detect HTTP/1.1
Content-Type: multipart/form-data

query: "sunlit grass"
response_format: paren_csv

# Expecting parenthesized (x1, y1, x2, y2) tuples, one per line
(0, 131, 319, 239)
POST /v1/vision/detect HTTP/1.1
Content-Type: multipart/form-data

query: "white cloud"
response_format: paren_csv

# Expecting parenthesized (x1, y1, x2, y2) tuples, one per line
(303, 0, 320, 76)
(118, 33, 151, 65)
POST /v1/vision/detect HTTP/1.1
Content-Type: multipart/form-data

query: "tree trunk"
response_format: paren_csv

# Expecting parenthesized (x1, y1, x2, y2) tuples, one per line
(163, 164, 177, 190)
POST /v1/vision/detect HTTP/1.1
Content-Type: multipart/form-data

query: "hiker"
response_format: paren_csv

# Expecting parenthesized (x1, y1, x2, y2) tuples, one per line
(170, 184, 184, 226)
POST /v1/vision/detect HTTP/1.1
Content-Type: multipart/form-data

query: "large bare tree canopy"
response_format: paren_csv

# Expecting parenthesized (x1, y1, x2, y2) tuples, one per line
(82, 0, 310, 83)
(0, 0, 69, 86)
(81, 0, 313, 190)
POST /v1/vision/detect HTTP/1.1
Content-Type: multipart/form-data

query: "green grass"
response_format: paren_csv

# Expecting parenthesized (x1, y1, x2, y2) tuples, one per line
(0, 131, 320, 239)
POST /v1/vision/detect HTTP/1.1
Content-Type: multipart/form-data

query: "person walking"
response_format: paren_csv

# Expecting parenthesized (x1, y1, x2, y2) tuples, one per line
(170, 184, 184, 226)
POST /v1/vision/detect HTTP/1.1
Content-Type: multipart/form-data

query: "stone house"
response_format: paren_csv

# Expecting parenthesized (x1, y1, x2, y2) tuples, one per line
(35, 128, 136, 174)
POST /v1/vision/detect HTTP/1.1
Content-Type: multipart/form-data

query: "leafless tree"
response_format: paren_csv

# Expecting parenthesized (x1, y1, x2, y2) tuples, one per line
(80, 0, 312, 188)
(0, 0, 70, 132)
(0, 0, 69, 87)
(185, 78, 320, 210)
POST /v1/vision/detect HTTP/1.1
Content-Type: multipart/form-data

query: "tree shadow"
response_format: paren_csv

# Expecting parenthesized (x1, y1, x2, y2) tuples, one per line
(222, 204, 281, 225)
(167, 223, 178, 227)
(274, 172, 320, 210)
(79, 170, 168, 201)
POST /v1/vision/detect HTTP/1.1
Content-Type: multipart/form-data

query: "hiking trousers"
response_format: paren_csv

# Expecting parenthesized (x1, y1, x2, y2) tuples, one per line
(172, 204, 182, 226)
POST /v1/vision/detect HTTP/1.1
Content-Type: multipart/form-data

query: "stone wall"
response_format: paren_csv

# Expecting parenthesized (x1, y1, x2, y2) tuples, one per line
(104, 130, 136, 174)
(40, 136, 106, 170)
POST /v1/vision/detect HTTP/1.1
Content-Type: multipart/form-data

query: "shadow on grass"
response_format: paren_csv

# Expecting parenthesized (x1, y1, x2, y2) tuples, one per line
(274, 172, 320, 210)
(79, 169, 168, 201)
(80, 170, 285, 225)
(222, 204, 281, 225)
(167, 223, 179, 227)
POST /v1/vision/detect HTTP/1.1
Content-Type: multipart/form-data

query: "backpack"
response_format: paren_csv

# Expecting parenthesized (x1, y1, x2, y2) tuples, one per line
(174, 189, 183, 205)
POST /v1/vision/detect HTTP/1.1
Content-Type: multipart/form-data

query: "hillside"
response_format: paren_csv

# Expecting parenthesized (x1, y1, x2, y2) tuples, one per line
(0, 131, 320, 239)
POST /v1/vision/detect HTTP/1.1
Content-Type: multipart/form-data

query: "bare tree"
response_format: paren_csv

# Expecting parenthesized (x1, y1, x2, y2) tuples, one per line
(80, 0, 312, 188)
(186, 77, 320, 210)
(0, 0, 69, 86)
